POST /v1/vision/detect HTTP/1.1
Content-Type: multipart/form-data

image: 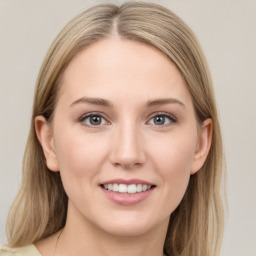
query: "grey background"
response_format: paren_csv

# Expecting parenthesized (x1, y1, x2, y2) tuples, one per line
(0, 0, 255, 255)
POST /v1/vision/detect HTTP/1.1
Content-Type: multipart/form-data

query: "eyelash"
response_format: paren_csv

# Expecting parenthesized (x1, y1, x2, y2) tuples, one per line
(78, 112, 110, 127)
(147, 112, 177, 127)
(78, 112, 177, 128)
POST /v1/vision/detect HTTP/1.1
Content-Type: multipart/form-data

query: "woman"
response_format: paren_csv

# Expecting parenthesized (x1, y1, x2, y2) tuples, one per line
(0, 2, 224, 256)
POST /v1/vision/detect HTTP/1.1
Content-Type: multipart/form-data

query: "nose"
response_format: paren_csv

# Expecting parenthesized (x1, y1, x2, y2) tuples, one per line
(109, 121, 146, 169)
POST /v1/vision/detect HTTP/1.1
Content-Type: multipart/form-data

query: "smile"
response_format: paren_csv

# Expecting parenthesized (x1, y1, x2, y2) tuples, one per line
(100, 179, 156, 205)
(102, 183, 153, 193)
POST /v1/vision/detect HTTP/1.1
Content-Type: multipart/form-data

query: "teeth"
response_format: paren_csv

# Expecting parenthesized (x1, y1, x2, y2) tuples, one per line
(102, 183, 153, 193)
(127, 184, 136, 194)
(119, 184, 128, 193)
(113, 183, 119, 192)
(136, 184, 142, 192)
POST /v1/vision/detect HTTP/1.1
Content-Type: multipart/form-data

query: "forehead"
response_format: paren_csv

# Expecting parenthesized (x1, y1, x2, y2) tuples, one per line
(58, 38, 192, 107)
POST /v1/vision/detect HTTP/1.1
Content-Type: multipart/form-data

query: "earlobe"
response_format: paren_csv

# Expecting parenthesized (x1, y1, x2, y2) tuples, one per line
(35, 115, 59, 172)
(191, 118, 212, 175)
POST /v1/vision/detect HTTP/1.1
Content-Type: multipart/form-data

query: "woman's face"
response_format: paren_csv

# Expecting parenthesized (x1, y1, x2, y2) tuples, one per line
(37, 38, 211, 237)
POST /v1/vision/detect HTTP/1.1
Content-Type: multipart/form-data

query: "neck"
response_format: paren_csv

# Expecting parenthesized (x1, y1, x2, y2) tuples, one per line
(56, 203, 168, 256)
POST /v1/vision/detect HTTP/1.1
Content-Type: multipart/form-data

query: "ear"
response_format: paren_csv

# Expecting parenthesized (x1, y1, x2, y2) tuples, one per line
(191, 118, 212, 175)
(35, 115, 59, 172)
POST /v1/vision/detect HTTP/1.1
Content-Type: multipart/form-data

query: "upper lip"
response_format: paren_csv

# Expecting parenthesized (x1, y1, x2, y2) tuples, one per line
(100, 179, 155, 186)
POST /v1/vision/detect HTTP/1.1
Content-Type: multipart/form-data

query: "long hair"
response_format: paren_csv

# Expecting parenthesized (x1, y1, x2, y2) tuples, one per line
(6, 2, 224, 255)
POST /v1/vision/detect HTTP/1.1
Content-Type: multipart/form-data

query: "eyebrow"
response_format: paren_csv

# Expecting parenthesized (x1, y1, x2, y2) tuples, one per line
(147, 98, 185, 108)
(70, 97, 113, 108)
(70, 97, 185, 108)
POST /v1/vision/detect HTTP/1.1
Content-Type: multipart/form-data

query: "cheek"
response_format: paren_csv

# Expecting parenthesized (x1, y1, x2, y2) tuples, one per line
(53, 124, 109, 185)
(150, 129, 197, 173)
(148, 131, 197, 207)
(52, 128, 111, 214)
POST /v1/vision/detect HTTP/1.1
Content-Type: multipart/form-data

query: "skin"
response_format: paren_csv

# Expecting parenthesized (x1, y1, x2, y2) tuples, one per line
(35, 38, 212, 256)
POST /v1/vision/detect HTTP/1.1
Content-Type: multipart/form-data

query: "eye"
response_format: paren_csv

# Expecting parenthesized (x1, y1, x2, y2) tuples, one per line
(148, 113, 176, 126)
(80, 113, 109, 127)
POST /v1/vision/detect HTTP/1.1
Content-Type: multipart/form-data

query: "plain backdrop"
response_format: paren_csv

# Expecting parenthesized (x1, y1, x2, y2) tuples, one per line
(0, 0, 255, 255)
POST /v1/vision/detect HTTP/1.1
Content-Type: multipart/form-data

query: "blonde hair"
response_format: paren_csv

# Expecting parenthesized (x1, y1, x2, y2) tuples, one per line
(6, 2, 225, 256)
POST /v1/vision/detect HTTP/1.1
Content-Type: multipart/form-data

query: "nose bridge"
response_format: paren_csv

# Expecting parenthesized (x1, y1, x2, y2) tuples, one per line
(110, 118, 145, 168)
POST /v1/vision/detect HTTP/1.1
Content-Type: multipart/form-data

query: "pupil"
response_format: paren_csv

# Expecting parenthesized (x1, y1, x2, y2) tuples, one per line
(90, 115, 101, 125)
(154, 116, 165, 125)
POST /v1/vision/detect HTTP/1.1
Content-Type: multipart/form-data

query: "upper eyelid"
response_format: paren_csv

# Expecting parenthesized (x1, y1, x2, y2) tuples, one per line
(147, 111, 177, 121)
(79, 112, 109, 121)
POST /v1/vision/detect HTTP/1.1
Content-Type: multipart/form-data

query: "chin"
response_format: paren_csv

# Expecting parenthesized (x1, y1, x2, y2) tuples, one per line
(95, 213, 167, 238)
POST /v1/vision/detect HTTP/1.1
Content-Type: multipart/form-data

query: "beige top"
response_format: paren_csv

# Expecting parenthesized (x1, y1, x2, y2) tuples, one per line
(0, 245, 41, 256)
(0, 245, 168, 256)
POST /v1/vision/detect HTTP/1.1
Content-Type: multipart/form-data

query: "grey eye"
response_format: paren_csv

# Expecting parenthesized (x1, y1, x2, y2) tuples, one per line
(153, 116, 166, 125)
(83, 114, 107, 126)
(148, 114, 176, 126)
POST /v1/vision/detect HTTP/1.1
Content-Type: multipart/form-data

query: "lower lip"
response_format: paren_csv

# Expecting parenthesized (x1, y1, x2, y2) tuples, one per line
(100, 187, 155, 206)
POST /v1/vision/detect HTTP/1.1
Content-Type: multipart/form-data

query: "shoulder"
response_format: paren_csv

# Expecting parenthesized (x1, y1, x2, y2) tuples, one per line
(0, 245, 41, 256)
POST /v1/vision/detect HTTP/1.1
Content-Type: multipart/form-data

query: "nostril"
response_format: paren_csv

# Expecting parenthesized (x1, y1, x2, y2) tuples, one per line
(113, 161, 143, 169)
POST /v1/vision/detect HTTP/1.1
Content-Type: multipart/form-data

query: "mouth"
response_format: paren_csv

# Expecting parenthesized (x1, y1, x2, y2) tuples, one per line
(100, 183, 156, 194)
(99, 179, 156, 205)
